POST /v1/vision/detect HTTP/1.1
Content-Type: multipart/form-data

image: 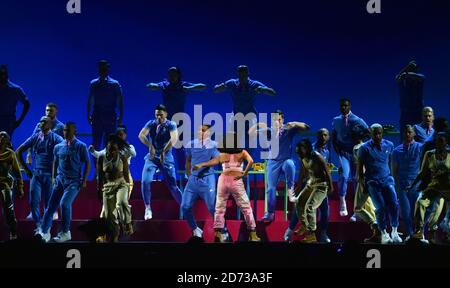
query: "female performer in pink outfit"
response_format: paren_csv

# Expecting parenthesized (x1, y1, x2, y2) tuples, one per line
(193, 133, 260, 242)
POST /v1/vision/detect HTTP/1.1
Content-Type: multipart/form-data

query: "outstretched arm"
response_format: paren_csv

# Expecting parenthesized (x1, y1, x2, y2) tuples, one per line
(249, 122, 269, 137)
(184, 83, 207, 92)
(192, 157, 221, 170)
(285, 122, 310, 132)
(213, 83, 227, 93)
(255, 86, 277, 96)
(146, 83, 161, 91)
(88, 145, 104, 158)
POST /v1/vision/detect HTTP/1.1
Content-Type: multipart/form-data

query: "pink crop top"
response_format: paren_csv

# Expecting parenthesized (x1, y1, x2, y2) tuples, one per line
(222, 154, 244, 173)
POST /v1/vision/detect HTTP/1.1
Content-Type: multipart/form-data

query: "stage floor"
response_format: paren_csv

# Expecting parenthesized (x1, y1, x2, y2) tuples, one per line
(1, 240, 449, 268)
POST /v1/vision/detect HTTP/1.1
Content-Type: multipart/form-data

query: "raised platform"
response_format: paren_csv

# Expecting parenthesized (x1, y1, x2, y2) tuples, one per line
(1, 220, 374, 243)
(2, 179, 438, 243)
(1, 241, 449, 268)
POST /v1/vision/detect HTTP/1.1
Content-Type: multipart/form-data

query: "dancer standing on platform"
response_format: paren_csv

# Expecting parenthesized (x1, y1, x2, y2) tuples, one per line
(414, 107, 434, 143)
(214, 65, 276, 152)
(97, 135, 133, 242)
(392, 125, 422, 240)
(213, 65, 276, 116)
(292, 139, 333, 244)
(284, 128, 331, 243)
(139, 104, 182, 220)
(193, 132, 260, 242)
(396, 60, 425, 137)
(357, 124, 402, 244)
(30, 103, 64, 138)
(332, 98, 369, 217)
(16, 116, 63, 233)
(146, 67, 206, 119)
(351, 126, 378, 243)
(182, 124, 220, 239)
(249, 110, 309, 223)
(38, 122, 91, 243)
(27, 103, 64, 166)
(146, 67, 206, 176)
(0, 131, 24, 240)
(0, 65, 30, 138)
(87, 60, 124, 150)
(421, 117, 449, 162)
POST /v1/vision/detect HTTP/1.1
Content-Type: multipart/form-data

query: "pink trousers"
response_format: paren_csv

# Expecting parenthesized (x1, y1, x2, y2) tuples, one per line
(214, 174, 256, 230)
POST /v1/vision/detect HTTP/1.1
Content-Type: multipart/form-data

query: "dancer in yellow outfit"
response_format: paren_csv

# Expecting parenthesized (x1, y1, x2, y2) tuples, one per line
(89, 126, 136, 242)
(293, 139, 334, 243)
(410, 132, 450, 244)
(0, 131, 24, 240)
(97, 134, 134, 242)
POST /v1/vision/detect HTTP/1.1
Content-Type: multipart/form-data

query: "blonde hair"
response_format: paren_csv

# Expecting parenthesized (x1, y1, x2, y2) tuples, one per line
(422, 106, 434, 115)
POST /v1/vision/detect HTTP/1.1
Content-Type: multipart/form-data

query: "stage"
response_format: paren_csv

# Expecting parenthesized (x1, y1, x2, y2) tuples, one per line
(1, 240, 449, 269)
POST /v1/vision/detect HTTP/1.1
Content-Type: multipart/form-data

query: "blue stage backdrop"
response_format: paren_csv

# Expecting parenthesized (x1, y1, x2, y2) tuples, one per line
(1, 0, 450, 178)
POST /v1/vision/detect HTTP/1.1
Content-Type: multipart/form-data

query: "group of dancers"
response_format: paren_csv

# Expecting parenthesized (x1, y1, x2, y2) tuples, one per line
(0, 61, 449, 244)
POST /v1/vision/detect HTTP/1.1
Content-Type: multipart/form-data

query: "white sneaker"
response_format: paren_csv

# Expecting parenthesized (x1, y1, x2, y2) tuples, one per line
(339, 201, 348, 217)
(40, 231, 51, 243)
(349, 214, 357, 222)
(52, 231, 71, 243)
(53, 212, 59, 220)
(222, 230, 230, 242)
(26, 212, 33, 220)
(192, 227, 203, 238)
(34, 226, 42, 236)
(284, 228, 293, 242)
(391, 231, 403, 243)
(381, 232, 393, 244)
(288, 188, 297, 203)
(420, 238, 430, 244)
(144, 207, 153, 220)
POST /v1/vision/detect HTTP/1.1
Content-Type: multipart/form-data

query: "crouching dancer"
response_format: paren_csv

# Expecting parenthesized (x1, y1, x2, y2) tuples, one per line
(97, 134, 133, 242)
(293, 139, 333, 243)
